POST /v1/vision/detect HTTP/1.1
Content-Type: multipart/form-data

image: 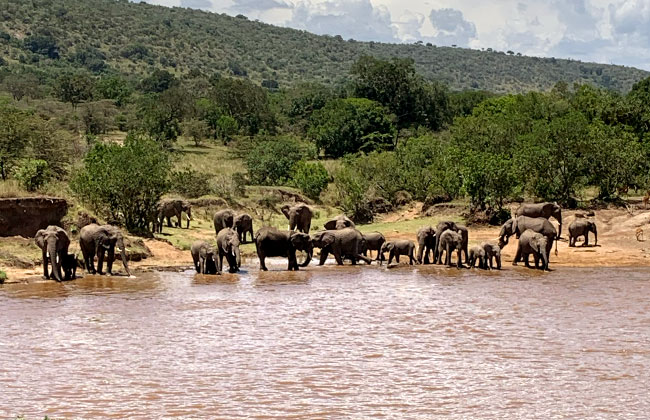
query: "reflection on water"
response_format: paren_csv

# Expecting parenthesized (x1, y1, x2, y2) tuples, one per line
(2, 265, 650, 418)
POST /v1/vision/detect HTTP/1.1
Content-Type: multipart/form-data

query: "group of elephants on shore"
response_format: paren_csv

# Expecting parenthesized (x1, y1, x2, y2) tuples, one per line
(34, 200, 598, 281)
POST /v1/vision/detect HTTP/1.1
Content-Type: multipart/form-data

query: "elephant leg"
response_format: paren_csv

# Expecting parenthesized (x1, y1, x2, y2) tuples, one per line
(524, 253, 531, 268)
(583, 234, 589, 247)
(409, 250, 416, 265)
(97, 249, 105, 275)
(513, 247, 522, 266)
(333, 251, 344, 265)
(166, 216, 172, 228)
(319, 250, 329, 266)
(42, 250, 50, 279)
(217, 254, 223, 274)
(395, 254, 400, 264)
(456, 250, 463, 268)
(387, 251, 394, 265)
(106, 248, 115, 275)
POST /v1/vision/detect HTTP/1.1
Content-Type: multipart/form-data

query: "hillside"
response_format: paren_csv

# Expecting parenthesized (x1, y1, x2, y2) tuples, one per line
(0, 0, 648, 93)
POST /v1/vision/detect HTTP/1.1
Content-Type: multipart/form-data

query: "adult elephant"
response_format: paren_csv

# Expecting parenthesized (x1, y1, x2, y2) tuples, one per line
(324, 214, 355, 230)
(213, 209, 235, 235)
(568, 219, 597, 247)
(361, 232, 385, 262)
(216, 228, 241, 273)
(156, 199, 192, 233)
(433, 221, 468, 265)
(516, 202, 562, 238)
(514, 230, 549, 270)
(191, 240, 218, 274)
(311, 228, 371, 265)
(35, 225, 71, 281)
(498, 215, 557, 260)
(416, 226, 436, 264)
(281, 204, 313, 233)
(79, 224, 132, 276)
(234, 213, 254, 244)
(254, 227, 313, 271)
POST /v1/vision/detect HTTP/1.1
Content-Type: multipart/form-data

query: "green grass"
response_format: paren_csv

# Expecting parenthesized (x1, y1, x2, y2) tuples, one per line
(173, 137, 244, 177)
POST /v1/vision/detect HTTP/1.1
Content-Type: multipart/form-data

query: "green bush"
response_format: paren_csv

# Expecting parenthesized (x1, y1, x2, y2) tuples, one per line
(245, 136, 306, 185)
(290, 160, 330, 200)
(13, 159, 51, 191)
(170, 168, 213, 198)
(71, 135, 171, 232)
(0, 270, 7, 284)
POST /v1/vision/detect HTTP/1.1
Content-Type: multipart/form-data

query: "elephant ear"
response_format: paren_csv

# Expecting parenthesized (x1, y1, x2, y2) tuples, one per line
(35, 230, 46, 249)
(511, 217, 518, 235)
(323, 219, 337, 230)
(97, 230, 112, 249)
(289, 232, 306, 249)
(280, 205, 291, 220)
(321, 232, 336, 247)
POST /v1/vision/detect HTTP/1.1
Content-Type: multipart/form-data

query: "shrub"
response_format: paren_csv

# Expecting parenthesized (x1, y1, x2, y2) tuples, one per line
(13, 159, 50, 192)
(0, 270, 6, 284)
(170, 168, 214, 198)
(71, 135, 171, 233)
(245, 136, 305, 185)
(290, 160, 330, 200)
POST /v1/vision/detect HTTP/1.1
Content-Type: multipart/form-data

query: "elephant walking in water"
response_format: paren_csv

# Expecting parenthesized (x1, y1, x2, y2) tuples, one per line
(379, 240, 417, 265)
(514, 230, 549, 270)
(516, 202, 562, 239)
(191, 240, 218, 274)
(35, 225, 71, 281)
(79, 224, 132, 276)
(361, 232, 385, 262)
(254, 227, 313, 271)
(216, 228, 241, 273)
(311, 228, 371, 265)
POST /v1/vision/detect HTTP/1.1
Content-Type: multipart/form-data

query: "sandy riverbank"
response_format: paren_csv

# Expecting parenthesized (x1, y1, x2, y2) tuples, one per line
(3, 205, 650, 284)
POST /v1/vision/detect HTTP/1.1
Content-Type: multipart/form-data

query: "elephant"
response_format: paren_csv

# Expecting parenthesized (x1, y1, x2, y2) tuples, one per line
(481, 242, 502, 270)
(416, 226, 436, 264)
(516, 202, 562, 239)
(498, 215, 557, 261)
(281, 204, 313, 233)
(360, 231, 385, 261)
(79, 224, 132, 276)
(568, 219, 597, 247)
(514, 230, 549, 270)
(437, 229, 464, 268)
(190, 240, 218, 274)
(62, 253, 78, 280)
(311, 228, 371, 265)
(379, 240, 417, 265)
(468, 245, 487, 269)
(35, 225, 71, 281)
(254, 227, 313, 271)
(156, 199, 192, 233)
(433, 221, 468, 265)
(216, 228, 241, 273)
(324, 214, 356, 230)
(213, 209, 235, 235)
(234, 213, 254, 244)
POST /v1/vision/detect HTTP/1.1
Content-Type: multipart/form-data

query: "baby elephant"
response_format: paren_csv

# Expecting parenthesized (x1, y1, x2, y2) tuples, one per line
(62, 253, 78, 280)
(380, 240, 417, 266)
(514, 230, 549, 270)
(568, 219, 597, 247)
(191, 240, 219, 274)
(481, 242, 501, 270)
(468, 245, 487, 269)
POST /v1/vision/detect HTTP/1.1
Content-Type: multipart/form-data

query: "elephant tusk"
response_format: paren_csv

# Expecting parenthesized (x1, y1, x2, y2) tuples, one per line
(46, 252, 50, 258)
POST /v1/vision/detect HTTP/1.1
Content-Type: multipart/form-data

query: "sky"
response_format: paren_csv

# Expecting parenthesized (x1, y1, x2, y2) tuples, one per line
(135, 0, 650, 70)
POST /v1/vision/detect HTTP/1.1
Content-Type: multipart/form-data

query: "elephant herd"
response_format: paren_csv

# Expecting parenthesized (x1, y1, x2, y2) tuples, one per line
(32, 200, 597, 281)
(34, 223, 131, 282)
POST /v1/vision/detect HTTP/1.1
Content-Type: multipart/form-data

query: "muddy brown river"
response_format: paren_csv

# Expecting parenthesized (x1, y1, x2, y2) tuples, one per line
(1, 264, 650, 418)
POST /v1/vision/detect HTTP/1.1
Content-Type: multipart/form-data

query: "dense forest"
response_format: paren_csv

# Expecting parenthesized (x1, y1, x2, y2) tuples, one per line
(2, 0, 650, 235)
(0, 0, 648, 93)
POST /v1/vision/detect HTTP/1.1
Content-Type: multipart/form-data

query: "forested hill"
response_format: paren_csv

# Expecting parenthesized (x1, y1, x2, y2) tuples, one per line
(0, 0, 648, 93)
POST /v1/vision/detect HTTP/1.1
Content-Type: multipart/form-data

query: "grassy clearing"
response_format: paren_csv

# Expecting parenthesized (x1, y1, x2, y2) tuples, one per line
(173, 137, 244, 177)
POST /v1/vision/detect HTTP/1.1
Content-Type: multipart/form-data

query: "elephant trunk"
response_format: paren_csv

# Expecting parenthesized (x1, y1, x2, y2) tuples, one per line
(234, 247, 241, 269)
(289, 214, 297, 231)
(301, 243, 313, 267)
(120, 247, 132, 276)
(541, 248, 549, 270)
(186, 208, 192, 229)
(593, 226, 597, 246)
(48, 241, 62, 282)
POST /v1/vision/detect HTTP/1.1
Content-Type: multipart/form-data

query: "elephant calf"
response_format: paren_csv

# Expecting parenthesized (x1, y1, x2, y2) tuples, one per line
(468, 245, 487, 269)
(568, 219, 597, 247)
(379, 240, 417, 266)
(191, 240, 219, 274)
(514, 230, 549, 270)
(416, 226, 436, 264)
(481, 242, 501, 270)
(361, 232, 385, 262)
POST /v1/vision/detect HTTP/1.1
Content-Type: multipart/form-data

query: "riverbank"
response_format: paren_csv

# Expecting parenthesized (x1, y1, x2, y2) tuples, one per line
(3, 201, 650, 284)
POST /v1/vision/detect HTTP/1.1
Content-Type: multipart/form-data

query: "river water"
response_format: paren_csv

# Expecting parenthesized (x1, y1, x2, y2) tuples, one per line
(1, 263, 650, 419)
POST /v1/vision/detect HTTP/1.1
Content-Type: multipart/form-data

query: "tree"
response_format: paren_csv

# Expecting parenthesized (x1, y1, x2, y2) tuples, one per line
(2, 74, 39, 101)
(182, 118, 209, 146)
(211, 78, 274, 135)
(0, 106, 31, 180)
(351, 56, 450, 130)
(71, 135, 171, 232)
(290, 161, 330, 200)
(54, 73, 95, 109)
(245, 136, 306, 185)
(136, 88, 188, 147)
(69, 46, 107, 73)
(309, 97, 395, 158)
(13, 159, 51, 191)
(215, 115, 238, 144)
(96, 75, 132, 107)
(140, 69, 177, 93)
(23, 32, 59, 59)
